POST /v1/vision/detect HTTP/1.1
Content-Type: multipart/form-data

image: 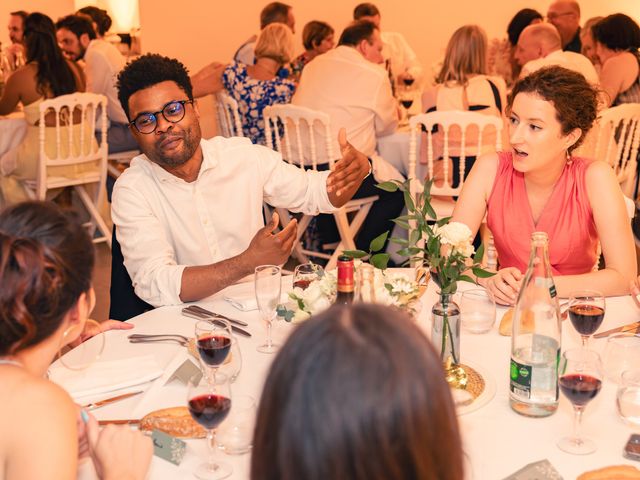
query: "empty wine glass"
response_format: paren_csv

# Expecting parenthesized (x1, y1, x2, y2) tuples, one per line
(255, 265, 281, 353)
(567, 290, 605, 347)
(293, 262, 323, 290)
(557, 348, 603, 455)
(187, 373, 232, 479)
(460, 289, 496, 333)
(57, 319, 106, 370)
(195, 320, 232, 382)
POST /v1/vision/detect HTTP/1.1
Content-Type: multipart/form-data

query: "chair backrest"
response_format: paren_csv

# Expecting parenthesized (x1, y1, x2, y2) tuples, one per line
(408, 110, 503, 198)
(579, 103, 640, 196)
(263, 104, 336, 170)
(38, 92, 108, 195)
(215, 91, 244, 137)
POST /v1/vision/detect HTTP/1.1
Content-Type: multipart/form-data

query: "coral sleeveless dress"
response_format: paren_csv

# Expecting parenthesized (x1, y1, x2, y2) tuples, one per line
(486, 152, 598, 275)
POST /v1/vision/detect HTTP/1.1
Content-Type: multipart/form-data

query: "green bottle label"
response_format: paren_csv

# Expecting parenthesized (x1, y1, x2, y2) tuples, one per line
(510, 358, 532, 399)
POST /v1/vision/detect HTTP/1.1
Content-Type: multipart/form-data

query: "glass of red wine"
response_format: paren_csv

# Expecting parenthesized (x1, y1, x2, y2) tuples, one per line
(255, 265, 281, 354)
(398, 92, 414, 126)
(187, 373, 232, 479)
(293, 262, 324, 291)
(568, 290, 605, 347)
(557, 348, 603, 455)
(195, 320, 233, 382)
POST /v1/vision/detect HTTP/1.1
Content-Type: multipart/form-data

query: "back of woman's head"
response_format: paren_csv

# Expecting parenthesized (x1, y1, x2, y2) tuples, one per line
(255, 22, 295, 64)
(251, 304, 464, 480)
(592, 13, 640, 52)
(77, 6, 112, 36)
(507, 8, 543, 46)
(438, 24, 488, 86)
(0, 202, 94, 356)
(508, 66, 598, 153)
(23, 12, 77, 97)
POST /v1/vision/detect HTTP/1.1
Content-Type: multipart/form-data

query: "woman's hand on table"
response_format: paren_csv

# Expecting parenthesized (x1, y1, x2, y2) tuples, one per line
(479, 267, 523, 306)
(69, 320, 134, 348)
(87, 415, 152, 480)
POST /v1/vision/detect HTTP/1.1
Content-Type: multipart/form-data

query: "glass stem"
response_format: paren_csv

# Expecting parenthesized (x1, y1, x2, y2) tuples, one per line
(207, 429, 217, 469)
(572, 406, 584, 443)
(581, 335, 588, 348)
(266, 320, 272, 348)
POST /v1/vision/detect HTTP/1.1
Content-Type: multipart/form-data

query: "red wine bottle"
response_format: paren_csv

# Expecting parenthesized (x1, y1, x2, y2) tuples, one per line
(335, 255, 355, 305)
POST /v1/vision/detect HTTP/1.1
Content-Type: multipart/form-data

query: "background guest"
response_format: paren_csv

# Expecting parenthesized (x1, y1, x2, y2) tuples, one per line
(591, 13, 640, 106)
(451, 66, 635, 304)
(489, 8, 543, 87)
(581, 16, 604, 69)
(56, 14, 137, 154)
(252, 303, 464, 480)
(421, 24, 506, 187)
(234, 2, 294, 66)
(0, 12, 91, 204)
(353, 2, 423, 88)
(0, 201, 152, 480)
(546, 0, 582, 53)
(222, 22, 296, 145)
(5, 10, 27, 70)
(291, 20, 334, 80)
(516, 23, 598, 84)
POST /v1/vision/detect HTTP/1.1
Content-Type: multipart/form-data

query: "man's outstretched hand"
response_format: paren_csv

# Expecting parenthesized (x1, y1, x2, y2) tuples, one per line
(326, 128, 370, 206)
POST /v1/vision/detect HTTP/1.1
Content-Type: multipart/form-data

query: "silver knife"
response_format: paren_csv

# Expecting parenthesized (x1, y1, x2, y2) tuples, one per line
(83, 391, 143, 411)
(181, 309, 252, 337)
(594, 321, 640, 339)
(185, 305, 249, 327)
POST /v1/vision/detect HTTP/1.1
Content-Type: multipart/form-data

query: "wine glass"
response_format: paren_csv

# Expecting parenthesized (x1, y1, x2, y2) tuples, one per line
(557, 348, 604, 455)
(187, 373, 232, 479)
(460, 289, 496, 334)
(195, 320, 232, 382)
(255, 265, 281, 353)
(398, 92, 414, 127)
(218, 336, 242, 383)
(568, 290, 605, 347)
(57, 319, 106, 370)
(293, 262, 323, 290)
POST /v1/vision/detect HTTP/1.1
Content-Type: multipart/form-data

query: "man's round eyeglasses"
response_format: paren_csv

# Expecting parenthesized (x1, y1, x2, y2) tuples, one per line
(129, 99, 193, 134)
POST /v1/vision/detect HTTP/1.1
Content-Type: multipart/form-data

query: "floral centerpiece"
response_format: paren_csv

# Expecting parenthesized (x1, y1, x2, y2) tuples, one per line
(377, 178, 494, 388)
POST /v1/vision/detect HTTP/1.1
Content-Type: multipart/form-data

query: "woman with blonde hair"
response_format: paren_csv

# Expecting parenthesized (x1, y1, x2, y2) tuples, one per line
(222, 22, 296, 145)
(421, 24, 506, 186)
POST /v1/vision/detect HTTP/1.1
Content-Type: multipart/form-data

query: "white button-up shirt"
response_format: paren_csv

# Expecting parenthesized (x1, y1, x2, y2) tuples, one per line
(521, 49, 599, 85)
(112, 136, 335, 307)
(84, 39, 128, 125)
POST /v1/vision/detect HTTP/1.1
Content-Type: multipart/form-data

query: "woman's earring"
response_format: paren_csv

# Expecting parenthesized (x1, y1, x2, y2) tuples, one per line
(566, 150, 573, 165)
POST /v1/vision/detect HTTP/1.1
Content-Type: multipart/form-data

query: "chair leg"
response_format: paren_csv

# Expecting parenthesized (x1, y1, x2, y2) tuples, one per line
(75, 185, 112, 247)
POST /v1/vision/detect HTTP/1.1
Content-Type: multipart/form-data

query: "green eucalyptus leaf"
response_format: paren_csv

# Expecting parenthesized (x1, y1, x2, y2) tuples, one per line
(435, 216, 451, 226)
(403, 190, 415, 212)
(472, 267, 496, 278)
(424, 201, 437, 220)
(409, 229, 420, 246)
(391, 219, 411, 230)
(369, 232, 389, 253)
(376, 181, 399, 192)
(390, 236, 409, 246)
(458, 274, 477, 284)
(370, 253, 390, 270)
(473, 243, 485, 263)
(342, 249, 368, 259)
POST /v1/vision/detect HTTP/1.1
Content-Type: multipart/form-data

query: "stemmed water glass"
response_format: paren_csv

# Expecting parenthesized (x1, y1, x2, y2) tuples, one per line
(567, 290, 605, 347)
(195, 320, 233, 382)
(557, 348, 604, 455)
(255, 265, 281, 353)
(187, 373, 232, 479)
(293, 262, 323, 290)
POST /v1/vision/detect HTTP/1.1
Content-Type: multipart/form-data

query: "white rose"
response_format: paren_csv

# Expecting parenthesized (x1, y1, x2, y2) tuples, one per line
(292, 309, 310, 323)
(435, 222, 475, 258)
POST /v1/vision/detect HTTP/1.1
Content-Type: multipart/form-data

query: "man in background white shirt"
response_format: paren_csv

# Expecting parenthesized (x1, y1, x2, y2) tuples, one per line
(353, 3, 423, 88)
(6, 11, 26, 70)
(293, 20, 404, 253)
(112, 54, 371, 307)
(516, 23, 598, 84)
(56, 15, 138, 154)
(234, 2, 295, 65)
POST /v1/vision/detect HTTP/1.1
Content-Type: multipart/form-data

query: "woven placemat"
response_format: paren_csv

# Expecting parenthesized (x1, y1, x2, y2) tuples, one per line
(460, 363, 485, 399)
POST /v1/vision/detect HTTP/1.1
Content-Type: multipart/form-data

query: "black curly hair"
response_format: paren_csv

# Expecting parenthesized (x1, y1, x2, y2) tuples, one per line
(117, 53, 193, 119)
(507, 66, 599, 153)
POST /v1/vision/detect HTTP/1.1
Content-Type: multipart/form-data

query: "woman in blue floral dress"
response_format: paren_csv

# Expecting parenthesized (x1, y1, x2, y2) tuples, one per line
(222, 23, 296, 145)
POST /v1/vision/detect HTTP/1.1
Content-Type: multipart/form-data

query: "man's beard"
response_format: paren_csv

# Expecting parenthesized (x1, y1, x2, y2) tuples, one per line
(147, 124, 202, 168)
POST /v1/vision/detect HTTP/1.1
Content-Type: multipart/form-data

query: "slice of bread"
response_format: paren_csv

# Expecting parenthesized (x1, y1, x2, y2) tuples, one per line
(139, 406, 206, 438)
(577, 465, 640, 479)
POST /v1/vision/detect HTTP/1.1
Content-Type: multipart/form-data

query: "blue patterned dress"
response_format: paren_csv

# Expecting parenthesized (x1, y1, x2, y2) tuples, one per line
(222, 61, 296, 145)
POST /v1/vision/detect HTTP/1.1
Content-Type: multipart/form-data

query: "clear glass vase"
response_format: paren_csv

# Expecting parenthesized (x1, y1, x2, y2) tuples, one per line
(432, 292, 467, 388)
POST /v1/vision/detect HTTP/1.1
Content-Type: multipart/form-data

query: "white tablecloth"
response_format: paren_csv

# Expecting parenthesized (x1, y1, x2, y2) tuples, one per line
(0, 112, 27, 176)
(65, 277, 640, 480)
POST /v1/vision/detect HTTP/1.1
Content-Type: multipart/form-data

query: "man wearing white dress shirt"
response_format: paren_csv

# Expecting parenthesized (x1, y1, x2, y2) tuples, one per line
(293, 20, 404, 254)
(353, 3, 422, 87)
(112, 54, 371, 308)
(516, 23, 598, 85)
(56, 15, 138, 154)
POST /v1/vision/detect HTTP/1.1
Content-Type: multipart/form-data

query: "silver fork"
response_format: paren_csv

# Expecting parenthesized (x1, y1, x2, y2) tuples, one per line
(128, 334, 190, 347)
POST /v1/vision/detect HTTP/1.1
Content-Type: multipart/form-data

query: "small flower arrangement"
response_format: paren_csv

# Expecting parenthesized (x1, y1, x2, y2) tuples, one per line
(277, 270, 337, 323)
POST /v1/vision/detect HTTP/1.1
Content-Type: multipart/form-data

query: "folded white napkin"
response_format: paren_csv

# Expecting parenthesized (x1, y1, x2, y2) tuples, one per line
(49, 355, 163, 400)
(224, 294, 258, 311)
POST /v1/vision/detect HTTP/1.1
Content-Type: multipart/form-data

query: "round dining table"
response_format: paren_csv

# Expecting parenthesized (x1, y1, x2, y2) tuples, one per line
(66, 275, 640, 480)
